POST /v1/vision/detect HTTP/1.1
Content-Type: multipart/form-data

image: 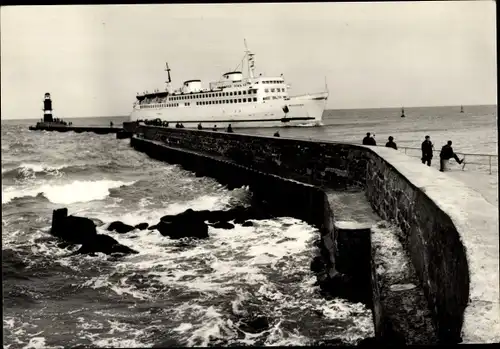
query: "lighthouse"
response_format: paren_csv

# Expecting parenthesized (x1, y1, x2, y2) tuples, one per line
(43, 92, 53, 122)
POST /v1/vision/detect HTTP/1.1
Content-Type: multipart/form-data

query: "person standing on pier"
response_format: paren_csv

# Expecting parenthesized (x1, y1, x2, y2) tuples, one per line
(110, 121, 114, 128)
(227, 124, 233, 133)
(421, 135, 434, 166)
(197, 123, 203, 130)
(439, 140, 464, 172)
(362, 132, 376, 146)
(274, 131, 280, 137)
(385, 136, 398, 150)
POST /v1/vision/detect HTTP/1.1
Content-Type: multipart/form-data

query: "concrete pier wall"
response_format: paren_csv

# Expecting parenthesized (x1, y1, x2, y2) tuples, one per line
(133, 126, 499, 344)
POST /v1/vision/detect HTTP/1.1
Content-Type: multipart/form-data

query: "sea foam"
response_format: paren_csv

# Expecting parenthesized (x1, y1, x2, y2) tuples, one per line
(2, 179, 135, 205)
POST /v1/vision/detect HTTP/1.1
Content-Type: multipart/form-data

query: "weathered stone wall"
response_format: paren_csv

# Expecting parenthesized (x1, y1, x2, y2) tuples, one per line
(136, 126, 368, 190)
(365, 152, 469, 343)
(130, 136, 329, 231)
(135, 126, 498, 344)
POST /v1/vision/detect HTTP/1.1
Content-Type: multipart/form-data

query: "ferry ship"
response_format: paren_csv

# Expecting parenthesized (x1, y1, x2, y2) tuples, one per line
(129, 42, 328, 129)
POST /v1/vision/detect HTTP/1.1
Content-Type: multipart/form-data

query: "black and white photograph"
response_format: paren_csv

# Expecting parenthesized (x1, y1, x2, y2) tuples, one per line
(1, 1, 498, 347)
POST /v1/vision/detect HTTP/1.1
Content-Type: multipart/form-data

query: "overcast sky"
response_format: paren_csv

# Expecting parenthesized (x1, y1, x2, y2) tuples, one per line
(1, 2, 496, 119)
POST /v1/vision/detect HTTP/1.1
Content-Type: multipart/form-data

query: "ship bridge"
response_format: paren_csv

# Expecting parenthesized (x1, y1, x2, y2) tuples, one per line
(182, 80, 202, 93)
(223, 71, 243, 82)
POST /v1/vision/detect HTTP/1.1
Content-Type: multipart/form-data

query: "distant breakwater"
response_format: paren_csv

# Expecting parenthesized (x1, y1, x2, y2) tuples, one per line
(128, 125, 499, 344)
(29, 123, 122, 135)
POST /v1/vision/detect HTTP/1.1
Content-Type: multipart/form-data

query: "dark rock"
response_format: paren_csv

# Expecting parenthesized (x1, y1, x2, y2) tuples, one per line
(107, 221, 135, 234)
(51, 208, 96, 245)
(77, 234, 138, 256)
(234, 216, 246, 224)
(89, 217, 105, 227)
(241, 221, 254, 227)
(50, 208, 137, 256)
(134, 222, 149, 230)
(148, 224, 158, 231)
(238, 316, 270, 334)
(211, 221, 235, 230)
(310, 255, 325, 273)
(158, 209, 209, 239)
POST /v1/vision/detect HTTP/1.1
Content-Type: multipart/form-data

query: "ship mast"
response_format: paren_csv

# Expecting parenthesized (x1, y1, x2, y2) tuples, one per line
(165, 62, 172, 93)
(244, 39, 255, 83)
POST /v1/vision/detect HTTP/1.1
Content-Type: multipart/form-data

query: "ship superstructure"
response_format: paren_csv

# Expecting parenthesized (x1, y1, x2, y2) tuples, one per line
(129, 42, 328, 128)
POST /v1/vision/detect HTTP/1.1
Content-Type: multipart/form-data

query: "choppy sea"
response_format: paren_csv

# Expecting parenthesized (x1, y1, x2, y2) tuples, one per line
(2, 105, 497, 348)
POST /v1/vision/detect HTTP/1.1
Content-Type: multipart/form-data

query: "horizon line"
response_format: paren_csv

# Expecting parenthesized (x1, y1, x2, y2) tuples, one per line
(0, 103, 497, 121)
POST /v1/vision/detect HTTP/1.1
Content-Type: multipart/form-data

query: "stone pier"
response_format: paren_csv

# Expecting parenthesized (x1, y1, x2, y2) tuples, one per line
(130, 126, 499, 344)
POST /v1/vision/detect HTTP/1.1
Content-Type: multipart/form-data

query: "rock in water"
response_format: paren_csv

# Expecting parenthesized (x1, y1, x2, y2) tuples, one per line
(158, 209, 209, 239)
(51, 208, 96, 244)
(134, 222, 149, 230)
(51, 208, 138, 256)
(238, 316, 270, 334)
(211, 221, 235, 230)
(88, 217, 105, 227)
(77, 234, 138, 256)
(241, 221, 254, 227)
(310, 255, 325, 273)
(107, 221, 136, 234)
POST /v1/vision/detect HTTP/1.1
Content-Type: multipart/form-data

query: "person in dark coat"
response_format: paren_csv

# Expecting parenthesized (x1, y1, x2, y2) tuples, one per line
(385, 136, 397, 150)
(439, 140, 463, 172)
(197, 123, 202, 130)
(362, 132, 376, 146)
(421, 135, 434, 166)
(213, 125, 218, 131)
(274, 131, 280, 137)
(362, 132, 371, 145)
(227, 124, 233, 133)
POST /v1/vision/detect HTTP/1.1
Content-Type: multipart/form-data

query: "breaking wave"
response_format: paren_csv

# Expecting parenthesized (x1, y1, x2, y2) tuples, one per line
(2, 179, 135, 205)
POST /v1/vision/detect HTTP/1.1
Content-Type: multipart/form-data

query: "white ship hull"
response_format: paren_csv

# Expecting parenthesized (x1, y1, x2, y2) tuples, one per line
(129, 91, 327, 129)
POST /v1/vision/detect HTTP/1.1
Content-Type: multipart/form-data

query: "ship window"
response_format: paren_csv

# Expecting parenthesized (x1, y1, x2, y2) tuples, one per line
(271, 88, 275, 92)
(242, 91, 246, 95)
(243, 98, 247, 102)
(225, 100, 228, 103)
(238, 91, 242, 95)
(238, 99, 242, 103)
(253, 97, 257, 102)
(265, 89, 269, 93)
